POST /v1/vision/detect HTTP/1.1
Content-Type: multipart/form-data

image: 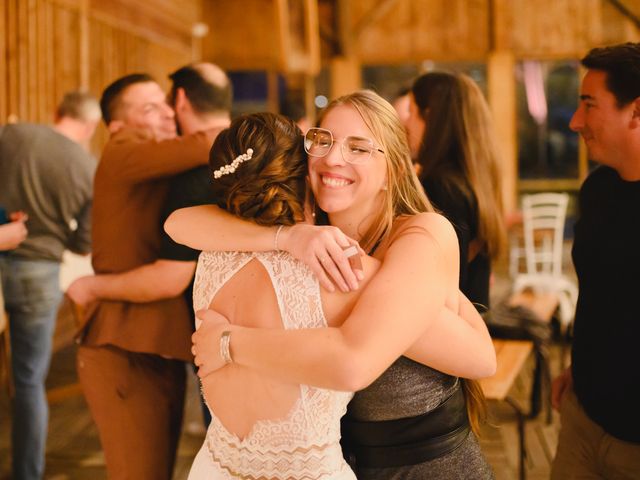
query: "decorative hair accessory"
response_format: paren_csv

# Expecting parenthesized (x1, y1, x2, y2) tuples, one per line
(213, 148, 254, 179)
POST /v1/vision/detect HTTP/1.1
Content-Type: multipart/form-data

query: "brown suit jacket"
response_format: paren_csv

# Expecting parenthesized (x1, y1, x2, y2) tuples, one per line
(81, 128, 220, 362)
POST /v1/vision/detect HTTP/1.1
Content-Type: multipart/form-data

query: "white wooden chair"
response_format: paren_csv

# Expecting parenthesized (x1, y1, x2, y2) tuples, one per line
(512, 193, 578, 330)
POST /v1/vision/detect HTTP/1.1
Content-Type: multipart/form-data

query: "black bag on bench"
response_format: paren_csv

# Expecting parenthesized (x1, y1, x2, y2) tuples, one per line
(481, 302, 553, 420)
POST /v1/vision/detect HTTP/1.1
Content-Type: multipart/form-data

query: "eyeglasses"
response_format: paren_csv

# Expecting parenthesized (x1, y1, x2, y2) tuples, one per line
(303, 127, 384, 164)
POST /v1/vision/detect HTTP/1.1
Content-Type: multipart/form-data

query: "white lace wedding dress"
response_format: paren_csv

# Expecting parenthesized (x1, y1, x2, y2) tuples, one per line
(188, 250, 355, 479)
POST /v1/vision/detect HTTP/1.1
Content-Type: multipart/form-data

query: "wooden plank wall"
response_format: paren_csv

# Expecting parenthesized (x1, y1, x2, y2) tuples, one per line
(1, 0, 199, 151)
(352, 0, 490, 63)
(201, 0, 319, 74)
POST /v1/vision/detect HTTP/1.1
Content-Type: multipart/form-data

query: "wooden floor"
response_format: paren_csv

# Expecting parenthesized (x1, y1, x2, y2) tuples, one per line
(0, 263, 571, 479)
(0, 333, 568, 479)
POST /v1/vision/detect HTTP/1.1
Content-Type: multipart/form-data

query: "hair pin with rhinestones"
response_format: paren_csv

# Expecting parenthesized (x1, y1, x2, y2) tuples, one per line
(213, 148, 254, 179)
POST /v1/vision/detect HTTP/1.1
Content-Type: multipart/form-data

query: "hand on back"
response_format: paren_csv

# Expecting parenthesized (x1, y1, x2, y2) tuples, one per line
(0, 212, 28, 250)
(279, 224, 365, 293)
(193, 309, 231, 378)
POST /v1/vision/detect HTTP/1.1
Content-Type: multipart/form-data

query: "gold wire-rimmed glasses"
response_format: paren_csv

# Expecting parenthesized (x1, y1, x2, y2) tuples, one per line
(303, 127, 384, 164)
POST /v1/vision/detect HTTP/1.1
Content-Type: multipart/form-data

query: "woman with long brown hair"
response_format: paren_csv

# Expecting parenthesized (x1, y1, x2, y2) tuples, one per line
(170, 91, 496, 479)
(406, 71, 506, 309)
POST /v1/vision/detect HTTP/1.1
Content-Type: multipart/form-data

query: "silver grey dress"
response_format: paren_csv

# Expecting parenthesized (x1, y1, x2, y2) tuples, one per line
(343, 356, 494, 480)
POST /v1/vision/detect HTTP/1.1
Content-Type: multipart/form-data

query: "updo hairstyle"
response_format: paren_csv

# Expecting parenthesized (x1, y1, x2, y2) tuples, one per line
(209, 112, 307, 226)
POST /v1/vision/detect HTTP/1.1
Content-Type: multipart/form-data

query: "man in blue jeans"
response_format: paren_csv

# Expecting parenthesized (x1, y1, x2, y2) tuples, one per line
(0, 91, 100, 479)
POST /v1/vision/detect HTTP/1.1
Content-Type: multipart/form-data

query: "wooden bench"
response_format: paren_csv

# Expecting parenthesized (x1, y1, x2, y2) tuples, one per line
(481, 339, 534, 401)
(510, 289, 559, 423)
(480, 290, 559, 480)
(481, 339, 533, 480)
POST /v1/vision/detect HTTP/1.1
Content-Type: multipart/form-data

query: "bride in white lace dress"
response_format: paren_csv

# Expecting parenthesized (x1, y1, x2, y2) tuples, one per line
(187, 112, 377, 479)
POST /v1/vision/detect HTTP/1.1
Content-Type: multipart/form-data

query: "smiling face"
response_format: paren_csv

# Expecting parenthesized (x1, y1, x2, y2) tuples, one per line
(116, 81, 177, 141)
(308, 104, 388, 231)
(570, 70, 634, 171)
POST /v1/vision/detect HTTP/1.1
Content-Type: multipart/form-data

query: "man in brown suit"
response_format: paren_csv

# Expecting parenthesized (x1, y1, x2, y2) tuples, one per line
(74, 66, 229, 479)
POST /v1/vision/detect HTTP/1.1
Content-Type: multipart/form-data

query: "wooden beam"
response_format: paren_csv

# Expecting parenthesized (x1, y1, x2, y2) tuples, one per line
(605, 0, 640, 29)
(304, 73, 316, 123)
(0, 0, 6, 121)
(304, 0, 320, 75)
(78, 0, 89, 89)
(276, 0, 291, 72)
(353, 0, 400, 37)
(329, 56, 362, 100)
(336, 0, 353, 57)
(488, 50, 518, 215)
(267, 70, 280, 113)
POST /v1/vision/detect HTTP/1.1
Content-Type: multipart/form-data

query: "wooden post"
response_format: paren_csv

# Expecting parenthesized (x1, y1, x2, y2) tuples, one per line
(304, 73, 316, 123)
(329, 56, 361, 100)
(79, 0, 89, 89)
(0, 0, 7, 121)
(267, 69, 280, 113)
(488, 50, 518, 215)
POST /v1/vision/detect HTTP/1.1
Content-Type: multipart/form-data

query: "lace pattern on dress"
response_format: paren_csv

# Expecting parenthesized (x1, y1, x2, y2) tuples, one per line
(192, 250, 354, 479)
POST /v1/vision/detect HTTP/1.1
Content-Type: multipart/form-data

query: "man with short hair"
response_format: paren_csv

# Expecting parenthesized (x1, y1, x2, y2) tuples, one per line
(0, 90, 100, 480)
(551, 42, 640, 478)
(68, 64, 231, 306)
(73, 64, 229, 479)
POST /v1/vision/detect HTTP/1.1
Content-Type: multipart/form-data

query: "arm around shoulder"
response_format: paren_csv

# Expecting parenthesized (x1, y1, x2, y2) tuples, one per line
(199, 212, 460, 391)
(165, 205, 276, 252)
(104, 129, 216, 183)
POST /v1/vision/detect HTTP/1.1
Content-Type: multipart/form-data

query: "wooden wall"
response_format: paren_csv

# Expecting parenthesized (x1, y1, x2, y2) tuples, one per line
(343, 0, 640, 63)
(1, 0, 200, 150)
(352, 0, 491, 63)
(201, 0, 319, 74)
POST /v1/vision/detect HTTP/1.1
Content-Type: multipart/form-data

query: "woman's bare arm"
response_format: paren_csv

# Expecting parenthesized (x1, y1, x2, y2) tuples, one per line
(193, 213, 496, 390)
(404, 291, 495, 379)
(165, 205, 362, 292)
(165, 205, 276, 252)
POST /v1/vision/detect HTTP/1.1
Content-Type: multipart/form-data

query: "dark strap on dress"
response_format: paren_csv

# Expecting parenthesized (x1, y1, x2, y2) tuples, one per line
(341, 383, 470, 468)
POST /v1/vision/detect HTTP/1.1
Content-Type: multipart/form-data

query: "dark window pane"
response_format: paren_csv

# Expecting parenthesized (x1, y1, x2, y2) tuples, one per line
(516, 60, 580, 180)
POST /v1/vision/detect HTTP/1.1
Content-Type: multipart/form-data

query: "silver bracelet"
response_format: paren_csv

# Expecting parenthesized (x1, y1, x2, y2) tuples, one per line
(219, 330, 233, 364)
(274, 225, 284, 251)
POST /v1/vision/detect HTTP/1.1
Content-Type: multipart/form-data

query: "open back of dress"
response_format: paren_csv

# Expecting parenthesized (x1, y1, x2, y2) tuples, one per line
(188, 250, 355, 480)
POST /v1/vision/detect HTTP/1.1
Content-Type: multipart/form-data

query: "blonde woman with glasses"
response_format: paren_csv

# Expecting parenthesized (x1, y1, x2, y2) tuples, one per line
(169, 91, 496, 479)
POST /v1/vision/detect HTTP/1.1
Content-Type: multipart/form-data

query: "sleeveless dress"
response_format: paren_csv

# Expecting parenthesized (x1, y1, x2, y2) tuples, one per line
(345, 357, 494, 480)
(188, 250, 356, 480)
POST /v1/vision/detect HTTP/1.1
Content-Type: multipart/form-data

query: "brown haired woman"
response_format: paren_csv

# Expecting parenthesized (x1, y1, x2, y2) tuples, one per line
(187, 112, 380, 479)
(171, 92, 496, 479)
(405, 72, 506, 309)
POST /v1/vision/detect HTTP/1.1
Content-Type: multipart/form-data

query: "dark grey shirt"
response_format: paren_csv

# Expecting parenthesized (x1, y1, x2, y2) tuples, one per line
(0, 123, 95, 261)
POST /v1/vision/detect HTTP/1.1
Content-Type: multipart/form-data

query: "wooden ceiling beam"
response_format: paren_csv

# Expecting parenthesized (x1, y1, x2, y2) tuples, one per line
(605, 0, 640, 29)
(353, 0, 401, 37)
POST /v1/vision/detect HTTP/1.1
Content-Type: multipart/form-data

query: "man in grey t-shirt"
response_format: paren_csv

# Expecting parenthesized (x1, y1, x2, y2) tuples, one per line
(0, 91, 100, 480)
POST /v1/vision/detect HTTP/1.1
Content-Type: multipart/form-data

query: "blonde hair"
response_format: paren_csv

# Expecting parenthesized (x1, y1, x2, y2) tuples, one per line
(319, 89, 487, 435)
(317, 90, 433, 253)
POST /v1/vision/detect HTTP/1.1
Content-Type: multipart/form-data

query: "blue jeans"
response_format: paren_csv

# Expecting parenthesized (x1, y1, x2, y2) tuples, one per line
(0, 257, 62, 480)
